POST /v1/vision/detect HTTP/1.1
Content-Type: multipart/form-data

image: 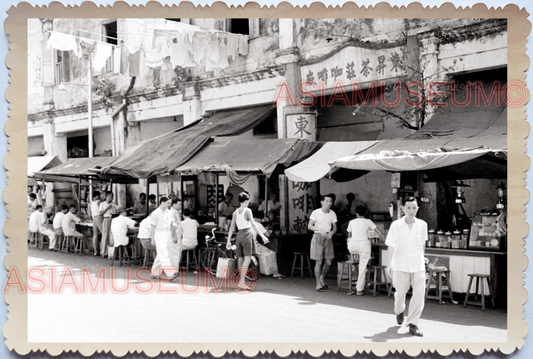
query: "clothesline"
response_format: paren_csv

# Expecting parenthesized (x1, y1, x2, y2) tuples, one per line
(76, 28, 120, 42)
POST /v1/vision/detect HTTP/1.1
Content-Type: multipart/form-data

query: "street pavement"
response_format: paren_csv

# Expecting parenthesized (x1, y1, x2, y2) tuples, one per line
(25, 249, 507, 343)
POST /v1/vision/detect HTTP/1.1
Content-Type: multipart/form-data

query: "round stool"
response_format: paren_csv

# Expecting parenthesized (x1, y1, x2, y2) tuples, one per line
(425, 268, 455, 304)
(54, 233, 64, 251)
(291, 252, 313, 279)
(366, 265, 390, 296)
(29, 232, 40, 249)
(463, 273, 495, 310)
(337, 260, 357, 293)
(111, 245, 132, 267)
(180, 249, 198, 272)
(143, 248, 156, 268)
(74, 236, 87, 256)
(61, 236, 75, 253)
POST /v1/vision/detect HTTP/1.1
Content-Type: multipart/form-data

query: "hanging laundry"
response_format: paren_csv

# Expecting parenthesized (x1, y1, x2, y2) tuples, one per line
(170, 33, 196, 68)
(192, 32, 210, 65)
(46, 31, 82, 58)
(128, 50, 142, 77)
(120, 44, 130, 75)
(92, 42, 113, 72)
(238, 34, 249, 56)
(113, 46, 121, 73)
(225, 33, 240, 60)
(124, 19, 145, 54)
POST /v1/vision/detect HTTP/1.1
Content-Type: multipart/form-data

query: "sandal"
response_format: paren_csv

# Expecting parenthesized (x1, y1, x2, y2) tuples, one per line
(316, 287, 324, 292)
(322, 284, 329, 290)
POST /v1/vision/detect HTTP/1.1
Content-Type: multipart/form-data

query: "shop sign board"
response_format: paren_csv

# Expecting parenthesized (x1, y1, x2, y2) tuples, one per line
(286, 114, 316, 141)
(287, 180, 318, 234)
(300, 44, 408, 92)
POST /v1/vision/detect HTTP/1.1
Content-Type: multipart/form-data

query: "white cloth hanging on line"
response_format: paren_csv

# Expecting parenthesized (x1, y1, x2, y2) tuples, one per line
(46, 31, 82, 58)
(92, 42, 113, 71)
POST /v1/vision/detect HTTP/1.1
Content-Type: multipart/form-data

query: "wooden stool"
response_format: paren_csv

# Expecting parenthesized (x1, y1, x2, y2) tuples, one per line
(54, 233, 64, 251)
(111, 245, 131, 267)
(291, 252, 313, 279)
(29, 232, 39, 249)
(367, 265, 390, 296)
(425, 269, 454, 304)
(74, 237, 87, 256)
(143, 248, 156, 268)
(463, 273, 495, 310)
(180, 249, 198, 272)
(337, 260, 357, 292)
(61, 236, 74, 253)
(37, 233, 49, 250)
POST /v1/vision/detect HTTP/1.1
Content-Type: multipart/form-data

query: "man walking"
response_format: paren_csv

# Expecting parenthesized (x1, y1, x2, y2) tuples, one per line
(386, 196, 427, 337)
(308, 194, 337, 292)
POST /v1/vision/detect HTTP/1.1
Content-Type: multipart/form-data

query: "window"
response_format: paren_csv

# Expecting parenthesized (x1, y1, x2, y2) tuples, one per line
(54, 50, 70, 85)
(67, 135, 89, 158)
(103, 21, 117, 73)
(227, 19, 250, 35)
(253, 114, 277, 135)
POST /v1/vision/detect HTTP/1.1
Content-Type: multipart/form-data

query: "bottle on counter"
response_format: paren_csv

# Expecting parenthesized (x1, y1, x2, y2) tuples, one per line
(436, 230, 444, 248)
(444, 231, 452, 249)
(452, 230, 461, 249)
(428, 229, 436, 247)
(461, 229, 470, 249)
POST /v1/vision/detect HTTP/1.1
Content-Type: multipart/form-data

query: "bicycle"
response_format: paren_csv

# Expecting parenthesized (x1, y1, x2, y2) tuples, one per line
(199, 228, 235, 274)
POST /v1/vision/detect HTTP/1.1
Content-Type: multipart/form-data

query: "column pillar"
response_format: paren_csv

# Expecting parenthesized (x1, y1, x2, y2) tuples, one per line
(419, 34, 441, 126)
(182, 84, 202, 126)
(113, 112, 128, 207)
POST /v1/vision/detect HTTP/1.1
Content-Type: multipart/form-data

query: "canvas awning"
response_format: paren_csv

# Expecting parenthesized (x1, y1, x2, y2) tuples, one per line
(285, 141, 377, 182)
(330, 84, 507, 177)
(28, 156, 62, 178)
(100, 104, 276, 179)
(176, 138, 320, 182)
(35, 157, 137, 184)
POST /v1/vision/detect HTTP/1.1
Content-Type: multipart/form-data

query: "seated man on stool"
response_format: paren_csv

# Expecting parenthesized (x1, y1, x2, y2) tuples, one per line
(39, 206, 57, 249)
(177, 208, 199, 267)
(111, 207, 136, 256)
(61, 205, 85, 249)
(53, 205, 69, 246)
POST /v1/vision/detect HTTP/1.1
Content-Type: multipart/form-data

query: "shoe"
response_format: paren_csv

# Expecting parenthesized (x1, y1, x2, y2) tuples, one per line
(273, 273, 286, 279)
(408, 324, 423, 337)
(356, 291, 364, 296)
(347, 291, 355, 296)
(397, 325, 409, 334)
(316, 287, 324, 292)
(237, 283, 252, 291)
(396, 311, 405, 325)
(321, 284, 329, 290)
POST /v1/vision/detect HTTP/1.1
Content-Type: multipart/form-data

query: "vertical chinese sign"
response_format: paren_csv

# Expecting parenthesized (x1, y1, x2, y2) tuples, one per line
(286, 114, 316, 141)
(287, 181, 317, 234)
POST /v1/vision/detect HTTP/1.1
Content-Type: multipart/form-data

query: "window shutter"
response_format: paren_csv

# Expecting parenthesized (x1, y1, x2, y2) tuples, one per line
(62, 51, 70, 82)
(41, 41, 54, 86)
(249, 19, 260, 39)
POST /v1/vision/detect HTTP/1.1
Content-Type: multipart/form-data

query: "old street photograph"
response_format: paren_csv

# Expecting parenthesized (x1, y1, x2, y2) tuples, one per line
(24, 17, 508, 342)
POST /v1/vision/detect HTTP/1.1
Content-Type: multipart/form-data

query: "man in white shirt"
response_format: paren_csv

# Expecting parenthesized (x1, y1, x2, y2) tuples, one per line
(218, 194, 234, 219)
(99, 191, 117, 258)
(28, 205, 42, 234)
(138, 215, 156, 251)
(386, 197, 427, 337)
(111, 207, 137, 248)
(53, 205, 69, 250)
(90, 191, 103, 256)
(308, 194, 337, 292)
(258, 193, 282, 220)
(61, 205, 84, 238)
(37, 206, 56, 249)
(179, 208, 199, 250)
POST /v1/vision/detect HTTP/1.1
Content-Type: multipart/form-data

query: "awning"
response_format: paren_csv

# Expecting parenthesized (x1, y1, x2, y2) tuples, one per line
(285, 141, 377, 182)
(28, 156, 62, 178)
(101, 104, 276, 178)
(35, 157, 137, 184)
(176, 138, 320, 180)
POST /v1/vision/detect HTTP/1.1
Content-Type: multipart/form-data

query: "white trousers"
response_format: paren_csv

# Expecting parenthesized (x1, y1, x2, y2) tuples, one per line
(348, 240, 371, 292)
(151, 229, 176, 277)
(40, 229, 56, 249)
(392, 270, 426, 327)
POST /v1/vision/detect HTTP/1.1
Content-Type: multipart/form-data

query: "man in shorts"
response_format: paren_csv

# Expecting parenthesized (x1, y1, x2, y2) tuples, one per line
(308, 194, 337, 292)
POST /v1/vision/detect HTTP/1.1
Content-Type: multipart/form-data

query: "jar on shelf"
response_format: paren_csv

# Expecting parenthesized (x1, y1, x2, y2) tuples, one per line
(461, 229, 470, 249)
(452, 230, 461, 249)
(444, 231, 452, 249)
(428, 229, 436, 247)
(436, 230, 444, 248)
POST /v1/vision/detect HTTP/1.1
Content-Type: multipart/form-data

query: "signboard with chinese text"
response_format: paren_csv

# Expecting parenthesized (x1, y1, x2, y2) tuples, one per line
(286, 114, 316, 141)
(300, 44, 408, 92)
(288, 180, 318, 234)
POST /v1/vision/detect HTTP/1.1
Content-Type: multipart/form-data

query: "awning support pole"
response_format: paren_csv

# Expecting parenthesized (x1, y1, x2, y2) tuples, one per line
(215, 173, 219, 222)
(145, 178, 150, 215)
(265, 175, 269, 218)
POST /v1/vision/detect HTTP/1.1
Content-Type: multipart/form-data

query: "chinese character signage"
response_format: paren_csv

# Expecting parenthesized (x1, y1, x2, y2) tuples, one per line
(288, 180, 318, 234)
(287, 114, 316, 141)
(300, 44, 408, 91)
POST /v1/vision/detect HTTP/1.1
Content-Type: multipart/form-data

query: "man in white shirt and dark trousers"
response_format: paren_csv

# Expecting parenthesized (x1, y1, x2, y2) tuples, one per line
(53, 205, 69, 250)
(99, 191, 117, 258)
(308, 194, 337, 292)
(385, 196, 427, 337)
(90, 191, 103, 256)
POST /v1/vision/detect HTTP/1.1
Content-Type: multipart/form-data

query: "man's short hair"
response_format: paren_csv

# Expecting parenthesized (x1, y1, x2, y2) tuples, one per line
(346, 192, 355, 201)
(225, 193, 234, 199)
(238, 192, 250, 203)
(171, 197, 181, 206)
(61, 204, 69, 211)
(355, 205, 368, 217)
(159, 196, 169, 205)
(328, 193, 337, 202)
(35, 205, 42, 210)
(183, 208, 192, 217)
(105, 191, 113, 196)
(320, 194, 333, 202)
(139, 193, 146, 199)
(402, 196, 418, 206)
(69, 204, 77, 210)
(149, 194, 156, 201)
(93, 191, 100, 199)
